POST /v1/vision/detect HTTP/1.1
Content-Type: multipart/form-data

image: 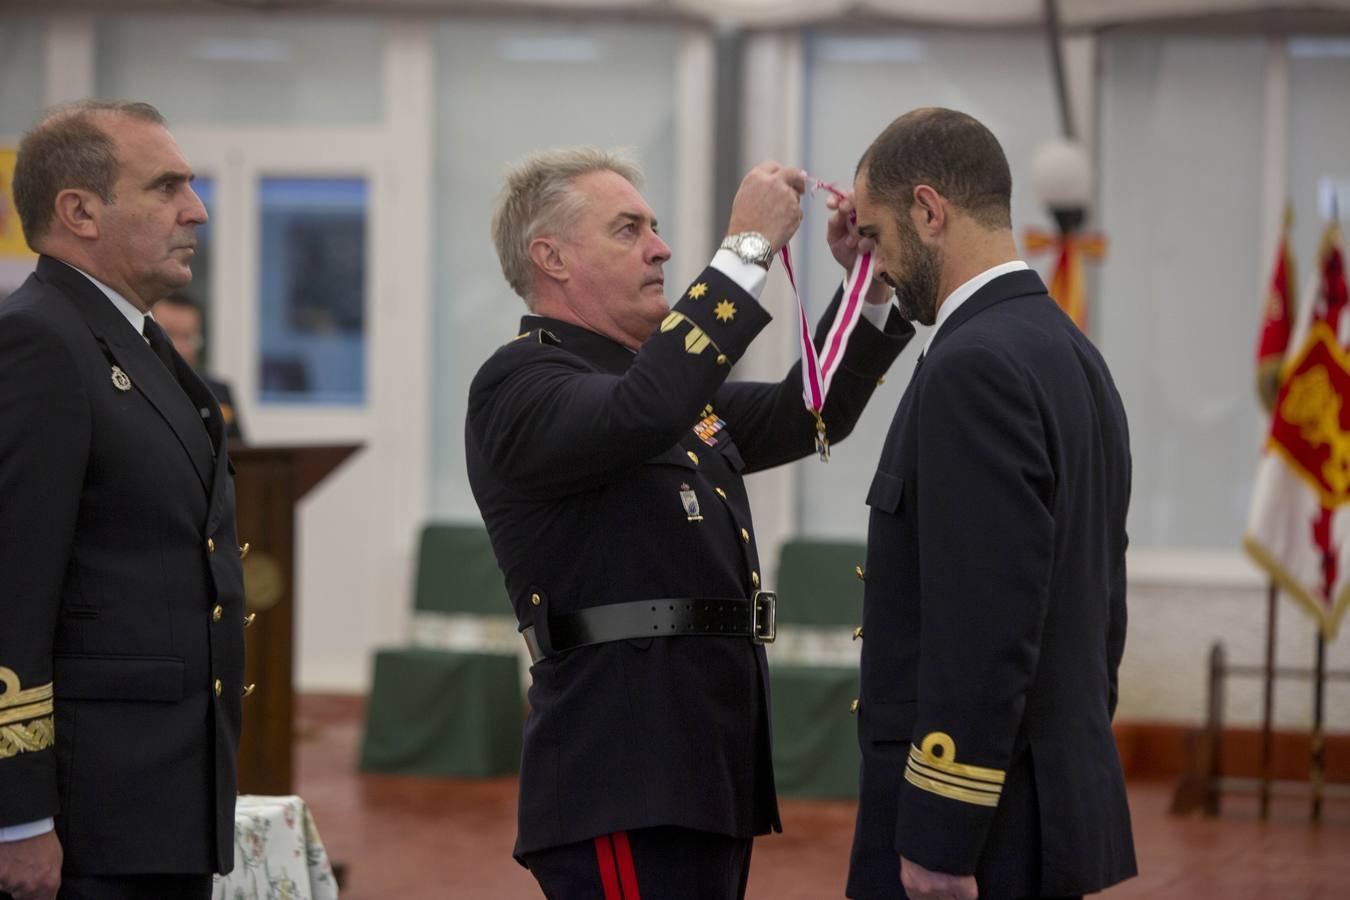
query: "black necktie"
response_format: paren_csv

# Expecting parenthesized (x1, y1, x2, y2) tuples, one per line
(143, 314, 217, 452)
(142, 316, 178, 374)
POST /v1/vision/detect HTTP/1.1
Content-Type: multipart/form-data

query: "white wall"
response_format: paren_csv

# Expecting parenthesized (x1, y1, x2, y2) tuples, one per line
(1122, 553, 1349, 729)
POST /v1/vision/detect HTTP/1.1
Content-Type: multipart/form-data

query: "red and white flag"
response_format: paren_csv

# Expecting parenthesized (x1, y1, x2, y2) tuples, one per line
(1244, 219, 1350, 639)
(1254, 205, 1298, 413)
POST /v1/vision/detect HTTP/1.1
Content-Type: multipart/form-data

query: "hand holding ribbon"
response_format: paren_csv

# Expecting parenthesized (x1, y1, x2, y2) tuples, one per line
(780, 176, 885, 461)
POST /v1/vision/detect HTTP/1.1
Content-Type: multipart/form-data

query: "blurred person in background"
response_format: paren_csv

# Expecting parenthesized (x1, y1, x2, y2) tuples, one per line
(154, 292, 245, 441)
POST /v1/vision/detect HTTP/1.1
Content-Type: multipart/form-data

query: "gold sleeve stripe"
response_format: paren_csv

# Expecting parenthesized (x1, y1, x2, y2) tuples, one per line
(0, 698, 55, 728)
(910, 731, 1005, 784)
(0, 668, 53, 710)
(0, 716, 55, 759)
(907, 750, 1005, 794)
(904, 768, 1001, 807)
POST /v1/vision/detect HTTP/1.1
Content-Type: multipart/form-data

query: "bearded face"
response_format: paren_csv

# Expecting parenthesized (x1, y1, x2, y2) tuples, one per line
(887, 212, 942, 327)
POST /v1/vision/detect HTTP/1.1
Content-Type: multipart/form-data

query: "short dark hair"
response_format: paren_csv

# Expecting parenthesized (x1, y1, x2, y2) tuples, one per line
(859, 107, 1012, 230)
(11, 100, 166, 249)
(158, 291, 202, 314)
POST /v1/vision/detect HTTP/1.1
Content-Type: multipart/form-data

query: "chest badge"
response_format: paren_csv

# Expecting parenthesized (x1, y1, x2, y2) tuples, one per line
(110, 365, 132, 392)
(679, 483, 703, 522)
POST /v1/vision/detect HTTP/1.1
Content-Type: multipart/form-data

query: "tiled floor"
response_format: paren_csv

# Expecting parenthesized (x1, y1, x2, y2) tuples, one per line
(294, 696, 1349, 899)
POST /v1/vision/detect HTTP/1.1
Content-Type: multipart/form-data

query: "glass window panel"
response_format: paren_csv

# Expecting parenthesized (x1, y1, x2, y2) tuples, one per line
(796, 26, 1062, 539)
(0, 20, 44, 138)
(257, 177, 367, 406)
(95, 17, 384, 125)
(1287, 37, 1350, 279)
(429, 20, 681, 516)
(1097, 35, 1267, 549)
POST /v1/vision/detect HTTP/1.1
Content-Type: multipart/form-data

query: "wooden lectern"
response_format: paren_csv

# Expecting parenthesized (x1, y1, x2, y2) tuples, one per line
(230, 443, 362, 795)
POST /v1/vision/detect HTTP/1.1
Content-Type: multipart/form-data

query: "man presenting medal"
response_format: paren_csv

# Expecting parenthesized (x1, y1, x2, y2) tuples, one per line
(466, 148, 912, 898)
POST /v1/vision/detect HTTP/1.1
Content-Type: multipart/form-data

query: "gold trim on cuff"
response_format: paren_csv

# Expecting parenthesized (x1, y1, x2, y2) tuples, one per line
(0, 716, 55, 759)
(0, 698, 55, 727)
(909, 731, 1006, 784)
(906, 750, 1005, 794)
(903, 767, 1000, 807)
(0, 667, 53, 710)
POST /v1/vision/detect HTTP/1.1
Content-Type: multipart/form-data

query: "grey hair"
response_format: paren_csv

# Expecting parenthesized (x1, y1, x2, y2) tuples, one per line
(491, 147, 642, 304)
(12, 100, 166, 248)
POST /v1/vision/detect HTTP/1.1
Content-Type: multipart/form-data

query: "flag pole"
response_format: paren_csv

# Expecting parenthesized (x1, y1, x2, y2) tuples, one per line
(1260, 580, 1278, 819)
(1311, 631, 1326, 822)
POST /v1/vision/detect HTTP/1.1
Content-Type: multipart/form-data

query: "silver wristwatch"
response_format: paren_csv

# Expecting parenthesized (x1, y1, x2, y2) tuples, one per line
(719, 231, 774, 269)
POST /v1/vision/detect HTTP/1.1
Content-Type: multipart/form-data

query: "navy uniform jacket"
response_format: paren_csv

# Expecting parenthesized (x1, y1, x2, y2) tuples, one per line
(466, 265, 912, 858)
(0, 256, 247, 876)
(848, 270, 1136, 899)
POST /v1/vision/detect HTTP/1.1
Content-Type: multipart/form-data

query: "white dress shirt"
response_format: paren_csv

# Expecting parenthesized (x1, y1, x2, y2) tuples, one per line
(923, 259, 1030, 355)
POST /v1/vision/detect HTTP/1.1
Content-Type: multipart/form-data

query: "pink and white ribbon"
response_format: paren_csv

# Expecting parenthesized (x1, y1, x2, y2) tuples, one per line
(780, 176, 875, 461)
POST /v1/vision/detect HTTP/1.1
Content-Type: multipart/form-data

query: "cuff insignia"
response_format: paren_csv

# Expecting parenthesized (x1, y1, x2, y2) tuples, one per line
(903, 731, 1004, 808)
(0, 668, 55, 759)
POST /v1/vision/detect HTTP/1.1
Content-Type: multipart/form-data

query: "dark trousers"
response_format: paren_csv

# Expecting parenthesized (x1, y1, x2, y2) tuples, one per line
(2, 873, 213, 900)
(523, 826, 754, 900)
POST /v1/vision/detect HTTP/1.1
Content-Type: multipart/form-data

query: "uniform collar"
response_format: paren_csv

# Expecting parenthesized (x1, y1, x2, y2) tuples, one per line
(924, 260, 1029, 354)
(519, 315, 636, 374)
(65, 264, 150, 337)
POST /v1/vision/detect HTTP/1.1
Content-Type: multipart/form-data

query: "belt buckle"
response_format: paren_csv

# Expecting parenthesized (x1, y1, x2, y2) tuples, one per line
(752, 590, 777, 644)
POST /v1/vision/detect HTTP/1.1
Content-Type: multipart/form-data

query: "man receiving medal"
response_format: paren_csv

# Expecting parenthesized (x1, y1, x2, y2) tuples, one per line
(845, 108, 1135, 900)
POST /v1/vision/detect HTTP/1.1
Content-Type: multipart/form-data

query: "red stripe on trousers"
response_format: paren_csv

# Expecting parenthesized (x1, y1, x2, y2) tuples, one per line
(611, 831, 641, 898)
(594, 835, 622, 900)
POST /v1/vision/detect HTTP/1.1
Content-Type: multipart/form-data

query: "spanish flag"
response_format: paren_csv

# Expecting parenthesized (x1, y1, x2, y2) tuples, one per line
(1244, 219, 1350, 639)
(1255, 206, 1297, 413)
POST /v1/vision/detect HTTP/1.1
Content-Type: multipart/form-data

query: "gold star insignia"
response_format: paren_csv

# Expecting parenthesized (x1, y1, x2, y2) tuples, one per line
(688, 282, 709, 300)
(714, 300, 736, 323)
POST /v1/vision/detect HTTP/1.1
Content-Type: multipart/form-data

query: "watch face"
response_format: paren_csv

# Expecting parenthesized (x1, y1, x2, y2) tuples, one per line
(743, 234, 770, 257)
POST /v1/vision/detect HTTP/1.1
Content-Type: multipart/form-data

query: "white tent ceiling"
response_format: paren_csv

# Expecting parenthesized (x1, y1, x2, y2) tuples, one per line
(8, 0, 1350, 31)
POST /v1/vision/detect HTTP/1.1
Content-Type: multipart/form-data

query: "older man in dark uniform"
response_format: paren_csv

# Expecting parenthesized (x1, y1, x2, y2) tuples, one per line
(846, 108, 1136, 900)
(0, 101, 247, 900)
(466, 149, 912, 898)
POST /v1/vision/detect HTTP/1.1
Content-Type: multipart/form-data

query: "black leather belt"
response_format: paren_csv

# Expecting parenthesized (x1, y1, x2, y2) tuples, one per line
(522, 592, 777, 663)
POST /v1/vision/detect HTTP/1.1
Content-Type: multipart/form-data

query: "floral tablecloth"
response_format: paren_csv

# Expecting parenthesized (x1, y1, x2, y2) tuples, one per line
(213, 795, 338, 900)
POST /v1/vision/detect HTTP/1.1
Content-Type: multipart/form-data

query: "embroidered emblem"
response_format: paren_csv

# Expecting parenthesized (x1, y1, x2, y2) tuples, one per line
(661, 311, 717, 356)
(714, 300, 736, 323)
(0, 667, 55, 759)
(688, 282, 709, 300)
(679, 483, 703, 522)
(110, 365, 132, 392)
(693, 412, 726, 447)
(903, 731, 1006, 808)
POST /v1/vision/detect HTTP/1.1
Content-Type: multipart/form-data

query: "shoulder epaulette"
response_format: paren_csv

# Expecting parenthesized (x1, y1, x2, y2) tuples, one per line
(509, 328, 562, 347)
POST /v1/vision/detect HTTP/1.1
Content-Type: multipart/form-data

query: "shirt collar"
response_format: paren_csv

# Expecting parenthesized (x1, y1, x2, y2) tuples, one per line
(924, 259, 1029, 354)
(69, 266, 148, 336)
